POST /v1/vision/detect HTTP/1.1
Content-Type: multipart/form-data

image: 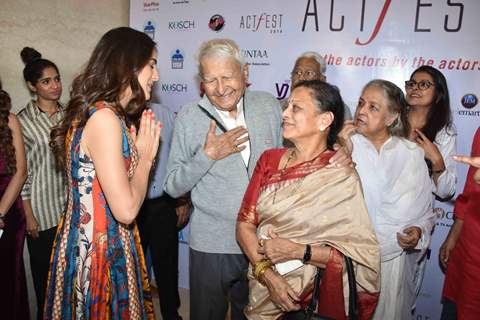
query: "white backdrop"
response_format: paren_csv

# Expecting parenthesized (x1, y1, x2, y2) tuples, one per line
(130, 1, 480, 318)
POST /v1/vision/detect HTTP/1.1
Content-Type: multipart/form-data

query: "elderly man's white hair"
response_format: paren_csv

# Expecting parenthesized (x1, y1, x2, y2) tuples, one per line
(297, 51, 327, 75)
(197, 38, 246, 77)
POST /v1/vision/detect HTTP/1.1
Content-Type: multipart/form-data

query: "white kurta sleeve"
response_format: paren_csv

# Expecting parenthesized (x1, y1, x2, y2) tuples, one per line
(433, 126, 457, 200)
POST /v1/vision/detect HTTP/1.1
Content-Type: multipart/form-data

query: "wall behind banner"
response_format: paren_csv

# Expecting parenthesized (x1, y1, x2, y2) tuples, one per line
(130, 0, 479, 318)
(0, 0, 130, 113)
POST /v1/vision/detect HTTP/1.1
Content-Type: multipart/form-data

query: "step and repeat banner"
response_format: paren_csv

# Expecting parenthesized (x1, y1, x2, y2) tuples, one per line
(130, 1, 479, 318)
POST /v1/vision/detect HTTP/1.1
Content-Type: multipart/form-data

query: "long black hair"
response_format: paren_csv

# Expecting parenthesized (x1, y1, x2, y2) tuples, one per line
(409, 66, 453, 142)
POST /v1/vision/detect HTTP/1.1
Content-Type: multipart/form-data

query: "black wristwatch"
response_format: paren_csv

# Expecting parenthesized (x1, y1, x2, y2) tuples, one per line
(302, 244, 312, 264)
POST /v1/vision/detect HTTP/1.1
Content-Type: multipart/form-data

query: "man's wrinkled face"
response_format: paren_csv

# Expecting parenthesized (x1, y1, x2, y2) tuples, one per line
(201, 56, 248, 112)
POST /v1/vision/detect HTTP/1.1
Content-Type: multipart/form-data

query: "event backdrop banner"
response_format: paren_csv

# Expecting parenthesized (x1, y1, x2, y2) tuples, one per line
(130, 1, 479, 318)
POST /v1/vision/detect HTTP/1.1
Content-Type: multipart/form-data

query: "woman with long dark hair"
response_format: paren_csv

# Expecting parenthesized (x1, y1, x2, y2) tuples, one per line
(405, 65, 456, 200)
(17, 46, 67, 320)
(45, 27, 161, 319)
(0, 82, 29, 319)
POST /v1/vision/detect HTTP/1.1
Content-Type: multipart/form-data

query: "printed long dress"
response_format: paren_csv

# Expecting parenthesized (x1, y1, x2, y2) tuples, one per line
(44, 102, 154, 320)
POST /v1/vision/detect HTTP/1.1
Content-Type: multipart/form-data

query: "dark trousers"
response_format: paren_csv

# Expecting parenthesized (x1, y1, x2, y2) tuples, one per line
(441, 298, 458, 320)
(26, 225, 57, 320)
(137, 195, 180, 320)
(189, 248, 249, 320)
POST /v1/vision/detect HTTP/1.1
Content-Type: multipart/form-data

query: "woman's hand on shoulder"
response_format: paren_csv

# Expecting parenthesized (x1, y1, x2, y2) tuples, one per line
(262, 269, 301, 312)
(130, 109, 162, 164)
(331, 120, 356, 167)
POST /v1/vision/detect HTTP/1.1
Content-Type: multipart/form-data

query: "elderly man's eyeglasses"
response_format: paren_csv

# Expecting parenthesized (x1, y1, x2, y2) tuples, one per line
(405, 80, 434, 91)
(291, 70, 318, 79)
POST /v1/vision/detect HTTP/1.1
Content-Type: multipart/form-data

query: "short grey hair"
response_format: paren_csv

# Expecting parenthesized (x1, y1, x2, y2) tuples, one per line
(362, 79, 410, 138)
(197, 38, 246, 78)
(297, 51, 327, 74)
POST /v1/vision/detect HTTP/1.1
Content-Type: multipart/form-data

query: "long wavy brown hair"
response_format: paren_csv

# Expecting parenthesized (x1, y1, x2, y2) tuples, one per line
(0, 81, 16, 175)
(50, 27, 156, 170)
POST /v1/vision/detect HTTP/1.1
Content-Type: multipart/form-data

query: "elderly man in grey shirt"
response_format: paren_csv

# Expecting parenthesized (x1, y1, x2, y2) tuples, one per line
(164, 39, 282, 320)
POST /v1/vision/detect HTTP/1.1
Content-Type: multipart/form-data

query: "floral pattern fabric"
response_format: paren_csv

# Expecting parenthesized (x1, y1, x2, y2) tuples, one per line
(44, 102, 154, 320)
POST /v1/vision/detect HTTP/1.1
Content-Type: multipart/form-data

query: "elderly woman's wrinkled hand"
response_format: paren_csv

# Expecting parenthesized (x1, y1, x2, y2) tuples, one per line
(262, 269, 301, 312)
(327, 144, 353, 168)
(257, 229, 303, 264)
(397, 226, 422, 250)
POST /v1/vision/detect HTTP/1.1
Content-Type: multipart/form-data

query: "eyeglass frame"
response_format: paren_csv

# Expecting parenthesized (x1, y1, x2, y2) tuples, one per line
(404, 80, 435, 91)
(291, 69, 319, 79)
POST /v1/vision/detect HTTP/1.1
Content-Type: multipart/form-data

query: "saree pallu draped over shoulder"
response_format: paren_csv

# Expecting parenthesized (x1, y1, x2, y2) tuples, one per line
(238, 149, 380, 320)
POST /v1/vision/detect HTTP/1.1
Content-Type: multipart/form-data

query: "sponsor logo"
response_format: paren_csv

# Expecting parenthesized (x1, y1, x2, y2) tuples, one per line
(168, 20, 195, 30)
(461, 93, 478, 109)
(171, 49, 185, 69)
(275, 81, 291, 100)
(435, 208, 454, 227)
(143, 20, 156, 39)
(209, 14, 225, 32)
(302, 0, 464, 45)
(143, 1, 159, 12)
(161, 83, 188, 93)
(242, 49, 270, 67)
(239, 13, 283, 34)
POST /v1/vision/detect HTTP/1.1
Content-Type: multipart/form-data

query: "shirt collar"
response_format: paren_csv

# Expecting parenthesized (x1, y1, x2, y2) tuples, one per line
(27, 100, 63, 120)
(215, 97, 244, 120)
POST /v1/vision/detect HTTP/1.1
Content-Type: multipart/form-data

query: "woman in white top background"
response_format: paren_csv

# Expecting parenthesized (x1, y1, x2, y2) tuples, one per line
(341, 79, 436, 319)
(405, 65, 456, 200)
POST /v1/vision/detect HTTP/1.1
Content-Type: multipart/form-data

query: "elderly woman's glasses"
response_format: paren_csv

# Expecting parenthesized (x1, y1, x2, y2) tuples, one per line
(291, 69, 317, 79)
(405, 80, 434, 91)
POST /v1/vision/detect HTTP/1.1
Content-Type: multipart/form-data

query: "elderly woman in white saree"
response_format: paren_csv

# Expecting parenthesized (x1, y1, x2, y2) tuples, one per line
(236, 80, 380, 320)
(341, 79, 436, 319)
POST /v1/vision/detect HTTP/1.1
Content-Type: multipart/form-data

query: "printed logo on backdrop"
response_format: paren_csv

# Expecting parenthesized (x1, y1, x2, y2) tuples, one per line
(161, 83, 188, 93)
(239, 13, 283, 34)
(435, 208, 454, 228)
(457, 93, 479, 117)
(143, 20, 156, 39)
(274, 80, 291, 100)
(168, 20, 195, 30)
(143, 1, 159, 12)
(242, 49, 270, 67)
(461, 94, 478, 109)
(301, 0, 465, 45)
(171, 49, 185, 69)
(209, 14, 225, 32)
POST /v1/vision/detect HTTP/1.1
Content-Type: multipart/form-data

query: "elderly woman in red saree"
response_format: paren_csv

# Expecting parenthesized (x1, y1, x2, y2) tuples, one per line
(236, 80, 380, 320)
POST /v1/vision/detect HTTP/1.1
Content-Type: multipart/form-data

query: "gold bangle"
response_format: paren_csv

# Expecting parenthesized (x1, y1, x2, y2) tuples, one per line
(257, 265, 272, 285)
(253, 259, 273, 281)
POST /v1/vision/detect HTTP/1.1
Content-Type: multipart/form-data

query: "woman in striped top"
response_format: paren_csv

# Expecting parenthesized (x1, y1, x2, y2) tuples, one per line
(17, 47, 67, 320)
